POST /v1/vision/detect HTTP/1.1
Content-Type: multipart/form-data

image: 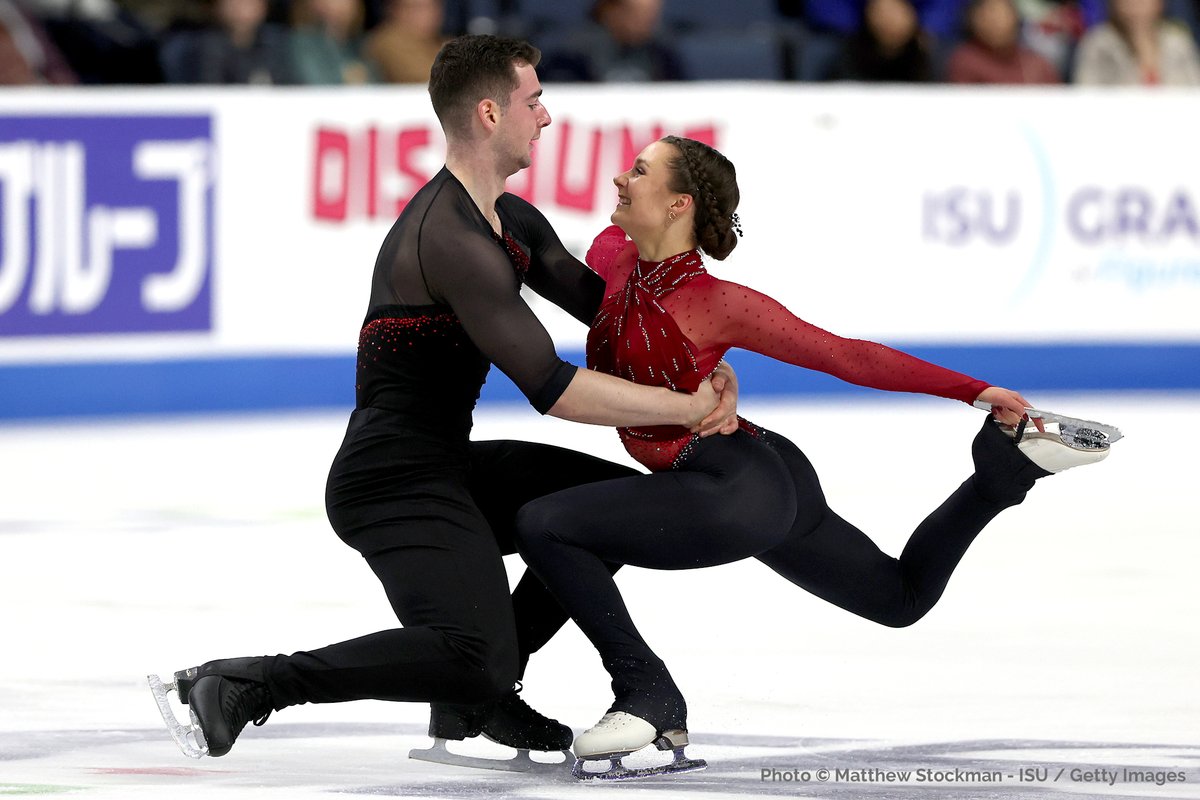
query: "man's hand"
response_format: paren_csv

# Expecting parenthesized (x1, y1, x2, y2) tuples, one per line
(692, 360, 739, 437)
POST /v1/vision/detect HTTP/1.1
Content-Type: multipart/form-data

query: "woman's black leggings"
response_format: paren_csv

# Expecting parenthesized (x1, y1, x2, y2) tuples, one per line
(515, 418, 1020, 730)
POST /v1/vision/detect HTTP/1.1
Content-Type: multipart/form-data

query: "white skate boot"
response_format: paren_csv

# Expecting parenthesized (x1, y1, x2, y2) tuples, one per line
(571, 711, 706, 781)
(973, 401, 1120, 472)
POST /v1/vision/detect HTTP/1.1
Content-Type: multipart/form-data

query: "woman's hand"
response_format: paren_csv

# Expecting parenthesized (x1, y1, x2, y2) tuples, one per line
(693, 360, 740, 437)
(976, 386, 1046, 432)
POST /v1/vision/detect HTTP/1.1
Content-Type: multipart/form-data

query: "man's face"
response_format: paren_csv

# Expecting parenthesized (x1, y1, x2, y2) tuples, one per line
(493, 62, 552, 174)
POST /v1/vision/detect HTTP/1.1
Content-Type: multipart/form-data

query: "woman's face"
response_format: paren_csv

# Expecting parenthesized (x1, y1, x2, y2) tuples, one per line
(970, 0, 1019, 50)
(599, 0, 663, 46)
(611, 140, 684, 237)
(218, 0, 267, 32)
(866, 0, 918, 50)
(1111, 0, 1164, 27)
(392, 0, 444, 38)
(310, 0, 360, 31)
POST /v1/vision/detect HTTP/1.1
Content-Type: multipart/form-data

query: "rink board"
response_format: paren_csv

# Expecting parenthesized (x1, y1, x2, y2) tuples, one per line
(0, 342, 1199, 419)
(2, 86, 1200, 419)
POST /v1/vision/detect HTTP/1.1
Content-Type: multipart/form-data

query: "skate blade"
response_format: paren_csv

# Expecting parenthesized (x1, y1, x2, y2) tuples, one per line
(408, 738, 569, 774)
(147, 673, 209, 758)
(1025, 408, 1122, 449)
(572, 748, 707, 782)
(973, 402, 1123, 447)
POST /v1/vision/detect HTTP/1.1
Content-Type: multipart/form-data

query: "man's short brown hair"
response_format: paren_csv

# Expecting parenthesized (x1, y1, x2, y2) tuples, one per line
(428, 35, 542, 138)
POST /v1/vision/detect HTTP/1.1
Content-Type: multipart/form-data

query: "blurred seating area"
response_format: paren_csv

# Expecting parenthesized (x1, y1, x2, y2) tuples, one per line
(1, 0, 1198, 85)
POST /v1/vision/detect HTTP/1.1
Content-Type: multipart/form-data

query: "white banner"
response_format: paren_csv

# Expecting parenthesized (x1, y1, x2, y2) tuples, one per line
(1, 85, 1198, 368)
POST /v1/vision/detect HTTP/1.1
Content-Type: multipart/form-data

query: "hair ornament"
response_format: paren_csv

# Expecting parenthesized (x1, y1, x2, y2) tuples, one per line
(730, 212, 744, 238)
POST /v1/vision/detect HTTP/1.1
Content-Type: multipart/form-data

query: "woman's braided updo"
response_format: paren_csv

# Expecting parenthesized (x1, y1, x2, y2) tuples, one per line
(661, 135, 741, 261)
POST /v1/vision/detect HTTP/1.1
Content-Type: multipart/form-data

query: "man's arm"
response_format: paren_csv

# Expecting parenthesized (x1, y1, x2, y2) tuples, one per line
(548, 367, 719, 429)
(503, 195, 607, 324)
(508, 201, 742, 432)
(424, 228, 719, 426)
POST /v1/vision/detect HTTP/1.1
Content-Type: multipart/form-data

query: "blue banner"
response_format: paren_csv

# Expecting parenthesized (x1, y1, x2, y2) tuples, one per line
(0, 115, 214, 336)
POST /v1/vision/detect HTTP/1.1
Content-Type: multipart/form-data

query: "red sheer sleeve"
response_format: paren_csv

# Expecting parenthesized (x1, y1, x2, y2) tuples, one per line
(675, 278, 990, 404)
(585, 225, 638, 288)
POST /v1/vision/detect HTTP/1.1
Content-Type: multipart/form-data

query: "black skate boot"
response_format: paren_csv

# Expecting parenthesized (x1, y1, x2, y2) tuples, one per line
(411, 683, 571, 772)
(158, 657, 273, 757)
(479, 685, 573, 750)
(971, 415, 1054, 505)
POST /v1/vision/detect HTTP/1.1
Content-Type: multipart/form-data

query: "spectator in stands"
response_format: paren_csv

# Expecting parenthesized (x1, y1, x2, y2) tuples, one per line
(120, 0, 211, 37)
(365, 0, 447, 83)
(290, 0, 376, 84)
(835, 0, 936, 81)
(161, 0, 295, 84)
(539, 0, 683, 82)
(946, 0, 1062, 82)
(804, 0, 964, 40)
(0, 0, 75, 83)
(20, 0, 160, 82)
(1018, 0, 1106, 79)
(1073, 0, 1200, 83)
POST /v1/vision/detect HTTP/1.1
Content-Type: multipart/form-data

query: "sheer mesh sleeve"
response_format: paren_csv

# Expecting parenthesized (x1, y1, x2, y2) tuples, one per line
(501, 194, 607, 325)
(584, 225, 637, 285)
(679, 279, 989, 404)
(421, 224, 576, 414)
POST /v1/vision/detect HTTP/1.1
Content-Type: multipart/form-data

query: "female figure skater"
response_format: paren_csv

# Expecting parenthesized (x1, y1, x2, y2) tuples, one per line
(514, 136, 1109, 778)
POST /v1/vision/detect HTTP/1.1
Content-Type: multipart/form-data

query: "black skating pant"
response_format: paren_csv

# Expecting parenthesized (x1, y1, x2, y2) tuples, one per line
(514, 417, 1033, 731)
(261, 408, 636, 710)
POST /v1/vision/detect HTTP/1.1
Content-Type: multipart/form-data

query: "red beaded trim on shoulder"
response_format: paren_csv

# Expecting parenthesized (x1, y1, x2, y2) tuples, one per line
(494, 231, 530, 279)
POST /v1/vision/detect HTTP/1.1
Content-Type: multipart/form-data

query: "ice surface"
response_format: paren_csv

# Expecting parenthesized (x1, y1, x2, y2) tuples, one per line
(2, 394, 1197, 798)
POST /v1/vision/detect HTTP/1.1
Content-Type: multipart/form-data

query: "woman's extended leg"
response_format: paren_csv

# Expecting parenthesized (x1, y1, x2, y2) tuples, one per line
(756, 415, 1048, 626)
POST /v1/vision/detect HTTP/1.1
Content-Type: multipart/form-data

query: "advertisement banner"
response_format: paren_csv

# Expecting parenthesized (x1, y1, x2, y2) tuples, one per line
(0, 86, 1196, 418)
(0, 114, 213, 337)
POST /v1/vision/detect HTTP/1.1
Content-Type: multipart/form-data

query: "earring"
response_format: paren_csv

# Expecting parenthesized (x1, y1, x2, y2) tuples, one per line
(668, 211, 677, 222)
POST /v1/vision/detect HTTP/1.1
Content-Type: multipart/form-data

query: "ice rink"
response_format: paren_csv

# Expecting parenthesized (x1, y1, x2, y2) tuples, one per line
(2, 393, 1198, 799)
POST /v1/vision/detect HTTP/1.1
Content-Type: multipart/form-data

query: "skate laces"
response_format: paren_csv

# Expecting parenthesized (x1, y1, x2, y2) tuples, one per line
(500, 682, 550, 725)
(481, 681, 573, 751)
(224, 678, 273, 732)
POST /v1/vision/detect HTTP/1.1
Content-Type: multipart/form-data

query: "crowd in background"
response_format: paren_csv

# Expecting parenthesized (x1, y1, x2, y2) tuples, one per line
(2, 0, 1199, 87)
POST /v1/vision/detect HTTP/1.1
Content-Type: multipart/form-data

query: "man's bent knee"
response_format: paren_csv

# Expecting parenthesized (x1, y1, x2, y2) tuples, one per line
(453, 657, 518, 704)
(438, 634, 519, 704)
